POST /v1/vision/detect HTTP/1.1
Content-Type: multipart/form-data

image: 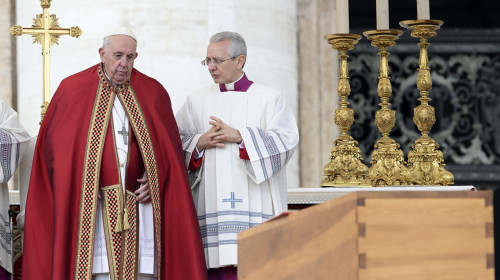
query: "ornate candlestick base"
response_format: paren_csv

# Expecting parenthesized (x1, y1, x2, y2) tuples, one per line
(400, 19, 454, 186)
(321, 34, 371, 187)
(363, 30, 411, 186)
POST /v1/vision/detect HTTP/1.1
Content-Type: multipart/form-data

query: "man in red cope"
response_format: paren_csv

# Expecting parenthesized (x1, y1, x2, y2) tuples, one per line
(22, 26, 207, 280)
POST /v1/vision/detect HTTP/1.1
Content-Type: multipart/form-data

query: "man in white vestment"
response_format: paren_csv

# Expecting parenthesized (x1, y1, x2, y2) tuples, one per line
(175, 31, 299, 279)
(0, 101, 30, 280)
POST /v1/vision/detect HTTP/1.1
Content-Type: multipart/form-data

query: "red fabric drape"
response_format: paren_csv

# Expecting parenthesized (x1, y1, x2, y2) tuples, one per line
(22, 64, 207, 279)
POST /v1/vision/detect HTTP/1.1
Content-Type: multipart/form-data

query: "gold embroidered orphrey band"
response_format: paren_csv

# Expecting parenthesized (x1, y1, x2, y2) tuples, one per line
(101, 184, 139, 279)
(74, 68, 161, 279)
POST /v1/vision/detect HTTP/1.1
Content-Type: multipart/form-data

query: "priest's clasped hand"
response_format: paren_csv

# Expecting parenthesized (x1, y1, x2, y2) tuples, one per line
(207, 116, 243, 144)
(197, 116, 242, 150)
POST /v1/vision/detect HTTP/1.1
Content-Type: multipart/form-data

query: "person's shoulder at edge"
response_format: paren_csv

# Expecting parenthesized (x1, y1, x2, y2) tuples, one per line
(247, 82, 281, 96)
(51, 64, 101, 102)
(62, 63, 101, 83)
(130, 67, 154, 82)
(240, 82, 284, 103)
(129, 67, 169, 91)
(186, 83, 221, 99)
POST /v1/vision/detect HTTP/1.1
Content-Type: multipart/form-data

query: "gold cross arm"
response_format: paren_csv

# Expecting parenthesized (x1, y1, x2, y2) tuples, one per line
(9, 11, 82, 48)
(11, 25, 82, 41)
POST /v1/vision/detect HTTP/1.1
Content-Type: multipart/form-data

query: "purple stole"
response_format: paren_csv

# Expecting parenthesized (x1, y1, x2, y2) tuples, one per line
(219, 73, 253, 92)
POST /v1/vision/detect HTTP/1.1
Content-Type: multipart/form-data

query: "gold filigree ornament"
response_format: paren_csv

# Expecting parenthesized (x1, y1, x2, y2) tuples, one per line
(322, 34, 371, 187)
(32, 14, 59, 46)
(41, 0, 52, 8)
(363, 29, 412, 186)
(400, 19, 454, 186)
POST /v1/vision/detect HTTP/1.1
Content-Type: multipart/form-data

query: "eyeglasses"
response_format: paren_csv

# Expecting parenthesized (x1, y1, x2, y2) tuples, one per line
(201, 57, 236, 66)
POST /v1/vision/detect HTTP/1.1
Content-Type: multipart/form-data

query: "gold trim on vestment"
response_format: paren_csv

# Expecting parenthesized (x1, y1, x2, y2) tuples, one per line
(102, 184, 139, 280)
(75, 80, 115, 280)
(123, 190, 139, 279)
(101, 184, 123, 279)
(101, 185, 139, 280)
(116, 86, 162, 278)
(74, 66, 160, 279)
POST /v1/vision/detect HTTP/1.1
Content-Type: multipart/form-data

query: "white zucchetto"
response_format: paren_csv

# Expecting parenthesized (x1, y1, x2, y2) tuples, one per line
(103, 26, 137, 41)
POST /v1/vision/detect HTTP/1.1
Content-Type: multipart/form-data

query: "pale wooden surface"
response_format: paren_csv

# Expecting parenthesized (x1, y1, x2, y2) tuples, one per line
(287, 185, 475, 204)
(238, 191, 494, 280)
(239, 192, 359, 279)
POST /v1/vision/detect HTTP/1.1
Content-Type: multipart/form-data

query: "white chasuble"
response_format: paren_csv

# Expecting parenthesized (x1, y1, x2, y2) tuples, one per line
(176, 83, 299, 268)
(0, 101, 30, 273)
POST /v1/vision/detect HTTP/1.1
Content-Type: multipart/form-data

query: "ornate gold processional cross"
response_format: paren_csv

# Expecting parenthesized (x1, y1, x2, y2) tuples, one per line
(10, 0, 82, 123)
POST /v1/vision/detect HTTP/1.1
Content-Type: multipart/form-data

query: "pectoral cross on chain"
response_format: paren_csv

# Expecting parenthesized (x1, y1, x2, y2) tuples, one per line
(118, 125, 128, 145)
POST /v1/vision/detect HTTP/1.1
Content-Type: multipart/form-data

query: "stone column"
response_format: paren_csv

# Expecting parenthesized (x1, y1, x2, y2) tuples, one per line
(297, 0, 340, 187)
(0, 0, 15, 108)
(0, 0, 22, 192)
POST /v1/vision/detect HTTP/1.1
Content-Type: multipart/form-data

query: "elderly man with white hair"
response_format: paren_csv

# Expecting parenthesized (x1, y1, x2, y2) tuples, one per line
(22, 26, 207, 280)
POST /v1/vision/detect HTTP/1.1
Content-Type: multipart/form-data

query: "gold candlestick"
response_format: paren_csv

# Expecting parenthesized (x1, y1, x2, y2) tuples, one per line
(399, 19, 454, 185)
(364, 29, 411, 186)
(322, 34, 371, 187)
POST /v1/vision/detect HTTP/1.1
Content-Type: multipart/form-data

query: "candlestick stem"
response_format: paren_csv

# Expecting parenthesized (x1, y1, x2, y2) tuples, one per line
(363, 29, 411, 186)
(400, 19, 454, 186)
(322, 34, 371, 187)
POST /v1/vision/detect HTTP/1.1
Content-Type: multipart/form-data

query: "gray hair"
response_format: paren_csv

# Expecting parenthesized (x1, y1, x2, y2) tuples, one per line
(102, 36, 112, 49)
(209, 31, 247, 58)
(102, 35, 138, 50)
